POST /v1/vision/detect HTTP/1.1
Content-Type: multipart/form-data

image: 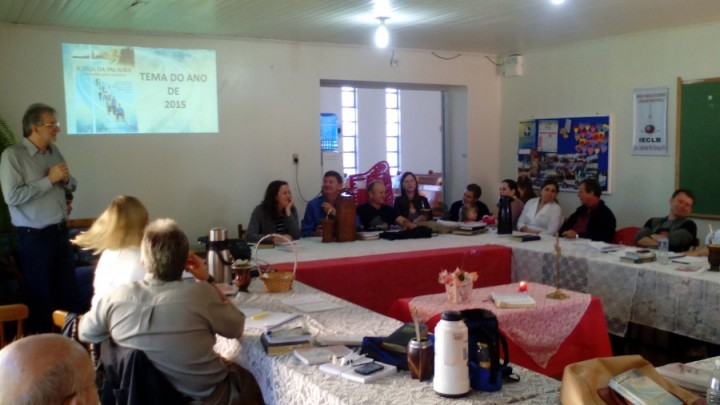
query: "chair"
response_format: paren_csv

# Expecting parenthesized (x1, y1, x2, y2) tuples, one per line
(613, 227, 640, 246)
(52, 309, 69, 330)
(0, 303, 29, 348)
(347, 161, 394, 206)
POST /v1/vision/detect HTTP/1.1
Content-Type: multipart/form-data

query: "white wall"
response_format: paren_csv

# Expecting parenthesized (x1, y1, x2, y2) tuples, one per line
(500, 22, 720, 239)
(0, 24, 501, 244)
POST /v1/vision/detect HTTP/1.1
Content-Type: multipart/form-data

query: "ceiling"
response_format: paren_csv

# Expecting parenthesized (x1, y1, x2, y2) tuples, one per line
(2, 0, 720, 54)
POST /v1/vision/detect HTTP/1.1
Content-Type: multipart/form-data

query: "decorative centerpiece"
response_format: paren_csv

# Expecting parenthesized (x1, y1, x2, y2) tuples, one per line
(438, 268, 477, 304)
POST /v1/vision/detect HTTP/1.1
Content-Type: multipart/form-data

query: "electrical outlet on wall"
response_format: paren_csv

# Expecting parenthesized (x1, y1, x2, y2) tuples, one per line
(292, 153, 299, 165)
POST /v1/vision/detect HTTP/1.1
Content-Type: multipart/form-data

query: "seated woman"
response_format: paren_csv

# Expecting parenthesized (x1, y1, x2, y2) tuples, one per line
(247, 180, 301, 243)
(72, 195, 149, 308)
(494, 179, 525, 230)
(517, 178, 563, 236)
(517, 175, 537, 204)
(393, 172, 431, 223)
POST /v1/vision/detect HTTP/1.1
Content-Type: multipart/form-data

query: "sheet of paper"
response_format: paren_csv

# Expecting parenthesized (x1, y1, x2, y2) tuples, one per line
(282, 296, 343, 313)
(237, 306, 299, 330)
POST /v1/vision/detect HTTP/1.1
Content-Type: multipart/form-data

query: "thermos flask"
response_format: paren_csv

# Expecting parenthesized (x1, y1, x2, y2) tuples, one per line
(497, 196, 513, 235)
(206, 228, 234, 283)
(433, 311, 470, 397)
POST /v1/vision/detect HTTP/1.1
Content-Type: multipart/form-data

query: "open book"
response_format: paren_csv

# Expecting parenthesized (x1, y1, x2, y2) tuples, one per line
(490, 292, 536, 309)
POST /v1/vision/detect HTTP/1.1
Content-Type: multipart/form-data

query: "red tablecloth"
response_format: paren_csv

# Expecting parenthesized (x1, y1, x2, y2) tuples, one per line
(388, 283, 612, 379)
(272, 245, 511, 316)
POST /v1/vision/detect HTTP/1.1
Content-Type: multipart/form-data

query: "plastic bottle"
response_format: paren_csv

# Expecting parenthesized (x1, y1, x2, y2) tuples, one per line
(657, 236, 669, 265)
(707, 359, 720, 404)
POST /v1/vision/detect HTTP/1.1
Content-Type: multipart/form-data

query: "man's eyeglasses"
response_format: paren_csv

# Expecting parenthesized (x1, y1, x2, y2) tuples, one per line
(38, 122, 61, 129)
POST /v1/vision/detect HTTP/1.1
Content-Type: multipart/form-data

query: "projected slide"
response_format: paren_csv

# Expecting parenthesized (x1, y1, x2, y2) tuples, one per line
(62, 43, 218, 134)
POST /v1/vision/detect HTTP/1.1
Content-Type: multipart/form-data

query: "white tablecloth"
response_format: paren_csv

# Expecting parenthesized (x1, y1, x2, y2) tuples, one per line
(251, 231, 720, 344)
(214, 281, 561, 405)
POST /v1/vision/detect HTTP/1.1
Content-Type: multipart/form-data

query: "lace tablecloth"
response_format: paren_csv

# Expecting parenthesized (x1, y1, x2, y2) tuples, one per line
(409, 282, 590, 368)
(214, 281, 561, 405)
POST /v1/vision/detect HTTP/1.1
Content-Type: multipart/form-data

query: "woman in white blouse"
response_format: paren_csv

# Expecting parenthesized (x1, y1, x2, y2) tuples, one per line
(517, 178, 563, 236)
(72, 195, 149, 308)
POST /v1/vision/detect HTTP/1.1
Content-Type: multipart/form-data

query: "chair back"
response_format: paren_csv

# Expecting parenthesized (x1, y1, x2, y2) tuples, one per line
(0, 304, 29, 348)
(613, 227, 640, 246)
(347, 161, 393, 206)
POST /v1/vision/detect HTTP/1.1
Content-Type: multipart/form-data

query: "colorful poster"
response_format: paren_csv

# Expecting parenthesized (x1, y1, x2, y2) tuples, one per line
(517, 116, 611, 193)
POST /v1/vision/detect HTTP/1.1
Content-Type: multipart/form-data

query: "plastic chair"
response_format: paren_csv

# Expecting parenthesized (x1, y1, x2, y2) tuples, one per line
(0, 304, 29, 348)
(347, 161, 393, 206)
(613, 227, 640, 246)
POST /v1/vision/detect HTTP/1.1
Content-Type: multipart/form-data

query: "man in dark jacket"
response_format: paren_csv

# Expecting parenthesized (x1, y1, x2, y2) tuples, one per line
(560, 178, 616, 242)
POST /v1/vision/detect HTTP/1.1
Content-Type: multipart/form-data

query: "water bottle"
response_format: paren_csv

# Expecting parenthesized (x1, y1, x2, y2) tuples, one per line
(707, 359, 720, 404)
(657, 236, 669, 265)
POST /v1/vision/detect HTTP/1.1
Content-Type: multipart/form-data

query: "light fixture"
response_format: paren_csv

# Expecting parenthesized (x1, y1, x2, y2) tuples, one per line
(550, 0, 565, 4)
(374, 17, 389, 49)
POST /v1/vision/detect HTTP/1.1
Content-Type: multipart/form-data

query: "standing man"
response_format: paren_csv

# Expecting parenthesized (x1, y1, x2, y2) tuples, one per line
(301, 170, 343, 237)
(0, 103, 78, 332)
(559, 178, 616, 242)
(635, 189, 697, 252)
(357, 180, 415, 231)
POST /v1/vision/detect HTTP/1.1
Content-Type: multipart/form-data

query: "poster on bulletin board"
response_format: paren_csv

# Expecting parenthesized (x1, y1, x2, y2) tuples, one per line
(517, 115, 611, 193)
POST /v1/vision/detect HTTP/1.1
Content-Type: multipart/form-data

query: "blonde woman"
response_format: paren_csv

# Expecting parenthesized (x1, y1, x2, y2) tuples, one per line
(73, 195, 149, 307)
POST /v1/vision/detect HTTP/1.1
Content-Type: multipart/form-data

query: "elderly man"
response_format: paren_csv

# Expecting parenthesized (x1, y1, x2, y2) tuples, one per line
(0, 103, 79, 332)
(559, 177, 616, 242)
(636, 189, 697, 252)
(0, 334, 99, 405)
(357, 180, 415, 231)
(79, 218, 263, 404)
(301, 170, 343, 237)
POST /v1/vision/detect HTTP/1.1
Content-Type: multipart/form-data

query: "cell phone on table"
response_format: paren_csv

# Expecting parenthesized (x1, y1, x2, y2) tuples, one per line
(354, 362, 384, 375)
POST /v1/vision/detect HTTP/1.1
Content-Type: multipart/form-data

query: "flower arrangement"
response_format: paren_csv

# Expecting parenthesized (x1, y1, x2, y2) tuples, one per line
(438, 268, 478, 286)
(438, 267, 477, 304)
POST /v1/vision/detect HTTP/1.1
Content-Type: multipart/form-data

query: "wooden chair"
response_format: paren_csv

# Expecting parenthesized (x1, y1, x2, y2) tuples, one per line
(0, 304, 29, 348)
(52, 310, 69, 330)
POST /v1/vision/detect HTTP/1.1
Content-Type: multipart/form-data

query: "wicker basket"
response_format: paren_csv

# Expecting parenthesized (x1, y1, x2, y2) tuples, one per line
(253, 234, 298, 293)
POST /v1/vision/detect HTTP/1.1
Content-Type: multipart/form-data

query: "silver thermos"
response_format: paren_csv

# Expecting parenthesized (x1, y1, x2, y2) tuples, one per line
(434, 311, 470, 397)
(206, 228, 234, 284)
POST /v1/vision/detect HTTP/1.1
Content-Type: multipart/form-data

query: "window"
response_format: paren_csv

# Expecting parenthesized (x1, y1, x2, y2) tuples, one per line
(340, 87, 358, 175)
(385, 88, 400, 175)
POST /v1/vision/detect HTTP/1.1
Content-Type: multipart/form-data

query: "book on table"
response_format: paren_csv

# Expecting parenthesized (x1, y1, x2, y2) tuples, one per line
(511, 233, 541, 242)
(490, 292, 537, 309)
(620, 250, 656, 264)
(260, 329, 313, 356)
(608, 368, 682, 405)
(340, 361, 397, 384)
(381, 322, 428, 353)
(293, 345, 353, 365)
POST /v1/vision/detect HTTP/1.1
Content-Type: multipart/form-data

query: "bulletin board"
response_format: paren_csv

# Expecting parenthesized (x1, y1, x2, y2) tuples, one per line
(677, 77, 720, 218)
(517, 115, 611, 193)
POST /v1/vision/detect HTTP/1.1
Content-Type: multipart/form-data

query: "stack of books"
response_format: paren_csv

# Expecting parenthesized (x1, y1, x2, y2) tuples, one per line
(607, 368, 682, 405)
(260, 327, 313, 355)
(452, 222, 488, 236)
(511, 233, 541, 242)
(620, 249, 656, 264)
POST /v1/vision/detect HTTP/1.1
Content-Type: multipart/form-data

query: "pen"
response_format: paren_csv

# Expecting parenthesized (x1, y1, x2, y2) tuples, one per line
(251, 311, 270, 320)
(671, 260, 690, 265)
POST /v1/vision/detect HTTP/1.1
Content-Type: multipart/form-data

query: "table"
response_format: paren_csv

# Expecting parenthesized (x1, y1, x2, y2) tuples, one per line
(388, 282, 612, 379)
(214, 281, 561, 405)
(252, 230, 720, 346)
(270, 244, 511, 316)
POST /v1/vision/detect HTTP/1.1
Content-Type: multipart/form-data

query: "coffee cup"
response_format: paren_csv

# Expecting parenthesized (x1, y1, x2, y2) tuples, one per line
(407, 337, 433, 381)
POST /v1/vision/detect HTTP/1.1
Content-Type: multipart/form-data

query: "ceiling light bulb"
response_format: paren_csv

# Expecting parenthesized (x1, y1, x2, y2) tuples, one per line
(551, 0, 565, 4)
(375, 18, 389, 49)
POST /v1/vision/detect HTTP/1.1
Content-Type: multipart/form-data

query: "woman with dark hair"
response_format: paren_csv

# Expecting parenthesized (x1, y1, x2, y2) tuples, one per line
(517, 178, 563, 235)
(247, 180, 301, 243)
(393, 172, 431, 223)
(517, 176, 537, 204)
(494, 179, 525, 230)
